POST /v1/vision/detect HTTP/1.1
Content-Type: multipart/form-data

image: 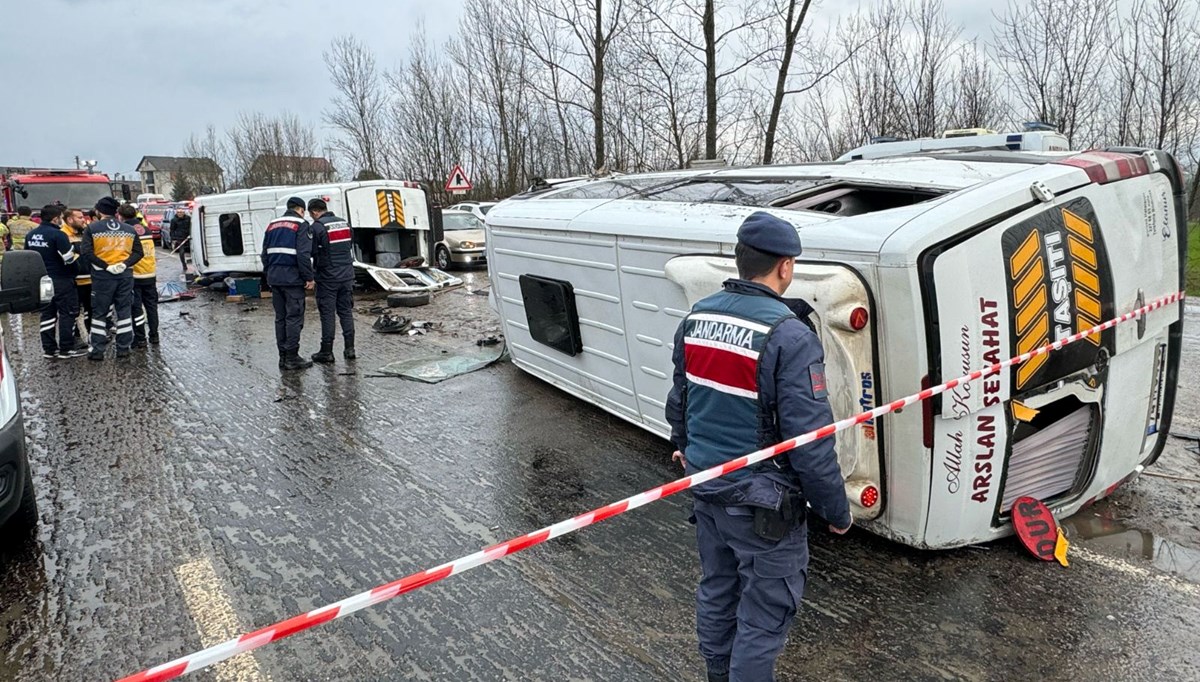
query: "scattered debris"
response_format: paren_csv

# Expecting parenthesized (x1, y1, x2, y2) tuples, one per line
(375, 345, 507, 383)
(226, 295, 245, 303)
(372, 312, 412, 334)
(241, 306, 259, 313)
(178, 311, 191, 317)
(476, 335, 502, 347)
(387, 291, 432, 308)
(471, 289, 490, 296)
(158, 281, 197, 303)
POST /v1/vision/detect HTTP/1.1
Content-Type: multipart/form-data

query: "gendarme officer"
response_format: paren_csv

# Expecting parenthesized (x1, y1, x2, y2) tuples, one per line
(262, 197, 314, 371)
(666, 211, 852, 682)
(307, 198, 356, 363)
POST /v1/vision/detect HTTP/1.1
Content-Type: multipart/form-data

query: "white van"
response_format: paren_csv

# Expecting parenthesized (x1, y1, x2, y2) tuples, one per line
(837, 130, 1069, 161)
(191, 180, 461, 292)
(485, 147, 1187, 549)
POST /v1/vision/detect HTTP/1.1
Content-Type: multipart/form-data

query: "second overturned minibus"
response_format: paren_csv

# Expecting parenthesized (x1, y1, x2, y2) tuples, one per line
(484, 146, 1187, 549)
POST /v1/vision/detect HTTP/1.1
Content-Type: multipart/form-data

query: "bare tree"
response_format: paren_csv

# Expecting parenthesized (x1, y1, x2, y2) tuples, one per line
(642, 0, 773, 160)
(323, 35, 386, 178)
(944, 40, 1008, 131)
(226, 112, 324, 187)
(993, 0, 1115, 147)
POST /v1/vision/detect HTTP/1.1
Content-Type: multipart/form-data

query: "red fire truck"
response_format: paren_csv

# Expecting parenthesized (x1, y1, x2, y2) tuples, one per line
(2, 168, 114, 214)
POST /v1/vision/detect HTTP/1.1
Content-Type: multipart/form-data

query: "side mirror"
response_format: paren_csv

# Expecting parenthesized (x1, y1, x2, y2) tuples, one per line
(0, 250, 50, 314)
(121, 184, 132, 200)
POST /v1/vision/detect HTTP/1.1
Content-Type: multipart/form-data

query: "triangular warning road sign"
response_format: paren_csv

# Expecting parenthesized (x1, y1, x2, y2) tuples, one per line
(445, 164, 473, 192)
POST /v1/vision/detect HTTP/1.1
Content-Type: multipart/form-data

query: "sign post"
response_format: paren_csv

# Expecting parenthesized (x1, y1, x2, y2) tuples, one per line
(445, 164, 473, 195)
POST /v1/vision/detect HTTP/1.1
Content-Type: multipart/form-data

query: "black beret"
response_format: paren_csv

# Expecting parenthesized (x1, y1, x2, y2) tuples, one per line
(736, 211, 802, 257)
(307, 198, 327, 211)
(286, 196, 306, 209)
(95, 196, 121, 215)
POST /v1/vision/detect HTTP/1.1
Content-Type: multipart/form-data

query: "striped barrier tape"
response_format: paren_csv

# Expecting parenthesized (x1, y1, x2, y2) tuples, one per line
(118, 289, 1186, 682)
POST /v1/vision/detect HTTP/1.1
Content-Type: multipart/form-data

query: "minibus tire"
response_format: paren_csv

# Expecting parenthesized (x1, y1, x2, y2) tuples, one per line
(0, 466, 37, 540)
(387, 292, 432, 308)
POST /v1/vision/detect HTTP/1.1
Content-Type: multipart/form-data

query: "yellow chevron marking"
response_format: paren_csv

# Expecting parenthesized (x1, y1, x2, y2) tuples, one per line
(1075, 290, 1101, 320)
(1067, 235, 1098, 269)
(1062, 208, 1094, 241)
(1009, 230, 1041, 278)
(1015, 287, 1048, 335)
(1017, 352, 1049, 387)
(1013, 257, 1046, 307)
(1072, 263, 1100, 295)
(1017, 313, 1049, 355)
(376, 191, 390, 226)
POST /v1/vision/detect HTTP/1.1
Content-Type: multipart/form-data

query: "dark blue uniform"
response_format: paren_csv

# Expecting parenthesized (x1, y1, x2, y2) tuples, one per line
(667, 279, 851, 682)
(25, 222, 79, 355)
(310, 212, 355, 352)
(81, 216, 143, 356)
(261, 210, 313, 358)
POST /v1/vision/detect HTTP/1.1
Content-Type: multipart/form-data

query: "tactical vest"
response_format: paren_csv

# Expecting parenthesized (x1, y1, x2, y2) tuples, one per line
(132, 223, 157, 278)
(681, 289, 795, 479)
(262, 216, 305, 269)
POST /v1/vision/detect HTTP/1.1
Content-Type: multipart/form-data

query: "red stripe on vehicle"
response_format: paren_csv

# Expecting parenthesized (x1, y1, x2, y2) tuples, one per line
(684, 343, 757, 393)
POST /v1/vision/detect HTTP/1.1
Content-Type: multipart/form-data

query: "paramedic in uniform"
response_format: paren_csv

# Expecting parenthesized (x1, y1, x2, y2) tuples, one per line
(306, 197, 356, 363)
(119, 204, 159, 346)
(665, 212, 852, 682)
(60, 207, 93, 338)
(263, 197, 314, 371)
(25, 205, 87, 358)
(81, 196, 143, 360)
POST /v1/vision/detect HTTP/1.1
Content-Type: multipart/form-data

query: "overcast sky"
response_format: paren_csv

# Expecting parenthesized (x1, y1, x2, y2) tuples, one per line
(6, 0, 1003, 178)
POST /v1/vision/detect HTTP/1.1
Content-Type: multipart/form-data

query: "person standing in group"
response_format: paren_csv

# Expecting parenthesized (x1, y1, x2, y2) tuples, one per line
(168, 206, 191, 274)
(306, 198, 355, 363)
(665, 212, 852, 682)
(25, 205, 87, 359)
(118, 204, 159, 347)
(81, 197, 143, 360)
(60, 207, 93, 339)
(7, 206, 37, 251)
(262, 197, 314, 371)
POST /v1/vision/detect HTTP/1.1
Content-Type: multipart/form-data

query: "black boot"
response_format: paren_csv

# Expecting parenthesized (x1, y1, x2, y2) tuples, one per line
(132, 336, 148, 349)
(311, 344, 335, 364)
(281, 351, 313, 371)
(706, 671, 729, 682)
(343, 343, 356, 360)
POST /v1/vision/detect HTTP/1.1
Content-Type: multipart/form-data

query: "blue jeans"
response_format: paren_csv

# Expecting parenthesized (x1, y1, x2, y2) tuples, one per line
(694, 498, 808, 682)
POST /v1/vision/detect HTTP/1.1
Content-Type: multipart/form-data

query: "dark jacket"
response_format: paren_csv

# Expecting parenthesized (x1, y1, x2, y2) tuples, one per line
(310, 212, 355, 283)
(80, 217, 143, 277)
(169, 212, 192, 243)
(666, 279, 851, 528)
(24, 222, 77, 279)
(261, 210, 313, 286)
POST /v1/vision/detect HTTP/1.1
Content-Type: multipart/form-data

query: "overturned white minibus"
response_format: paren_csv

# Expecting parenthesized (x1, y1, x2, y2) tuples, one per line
(191, 181, 461, 292)
(485, 147, 1187, 548)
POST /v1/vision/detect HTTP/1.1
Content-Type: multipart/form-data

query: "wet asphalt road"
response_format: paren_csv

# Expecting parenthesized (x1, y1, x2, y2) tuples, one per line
(1, 255, 1198, 682)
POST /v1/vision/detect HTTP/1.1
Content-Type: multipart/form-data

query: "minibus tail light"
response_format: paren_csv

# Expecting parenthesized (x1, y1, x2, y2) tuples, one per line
(849, 307, 869, 331)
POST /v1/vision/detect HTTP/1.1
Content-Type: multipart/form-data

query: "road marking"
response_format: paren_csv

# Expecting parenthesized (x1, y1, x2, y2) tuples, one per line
(174, 558, 269, 682)
(1072, 546, 1200, 598)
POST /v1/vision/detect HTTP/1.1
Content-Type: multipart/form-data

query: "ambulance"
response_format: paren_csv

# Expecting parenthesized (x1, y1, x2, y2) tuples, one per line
(484, 143, 1187, 548)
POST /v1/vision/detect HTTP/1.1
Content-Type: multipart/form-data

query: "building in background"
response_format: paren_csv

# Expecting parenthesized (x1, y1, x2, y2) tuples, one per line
(136, 156, 224, 199)
(246, 155, 336, 187)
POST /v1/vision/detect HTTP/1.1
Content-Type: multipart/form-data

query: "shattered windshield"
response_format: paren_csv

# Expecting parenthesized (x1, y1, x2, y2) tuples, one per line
(633, 178, 825, 206)
(547, 176, 676, 200)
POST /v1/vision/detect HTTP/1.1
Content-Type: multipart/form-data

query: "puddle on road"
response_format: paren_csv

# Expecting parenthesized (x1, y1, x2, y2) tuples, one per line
(1061, 511, 1200, 583)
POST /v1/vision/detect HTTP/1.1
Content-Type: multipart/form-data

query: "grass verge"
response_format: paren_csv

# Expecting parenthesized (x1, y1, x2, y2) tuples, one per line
(1188, 223, 1199, 294)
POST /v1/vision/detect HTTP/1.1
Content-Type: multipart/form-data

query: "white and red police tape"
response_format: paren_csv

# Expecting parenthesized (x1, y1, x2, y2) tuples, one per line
(118, 290, 1185, 682)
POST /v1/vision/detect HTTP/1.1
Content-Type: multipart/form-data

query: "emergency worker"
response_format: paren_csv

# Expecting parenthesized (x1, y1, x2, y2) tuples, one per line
(81, 196, 143, 360)
(262, 197, 314, 371)
(306, 198, 356, 362)
(119, 204, 159, 346)
(60, 207, 93, 336)
(168, 207, 191, 273)
(665, 212, 852, 682)
(8, 206, 37, 251)
(25, 205, 87, 358)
